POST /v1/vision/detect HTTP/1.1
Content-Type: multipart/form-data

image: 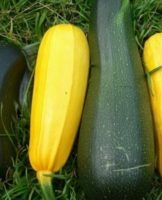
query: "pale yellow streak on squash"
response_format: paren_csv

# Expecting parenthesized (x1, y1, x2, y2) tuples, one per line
(143, 33, 162, 176)
(29, 24, 89, 173)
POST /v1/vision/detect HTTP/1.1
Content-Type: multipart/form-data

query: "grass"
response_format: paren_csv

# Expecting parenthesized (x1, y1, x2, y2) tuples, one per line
(0, 0, 90, 45)
(132, 0, 162, 51)
(0, 0, 162, 199)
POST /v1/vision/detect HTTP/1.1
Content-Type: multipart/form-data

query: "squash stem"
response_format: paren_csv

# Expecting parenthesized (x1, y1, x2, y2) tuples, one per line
(37, 171, 56, 200)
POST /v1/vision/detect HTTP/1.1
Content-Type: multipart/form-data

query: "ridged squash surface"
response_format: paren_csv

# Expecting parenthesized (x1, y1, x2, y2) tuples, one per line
(143, 32, 162, 176)
(29, 24, 89, 174)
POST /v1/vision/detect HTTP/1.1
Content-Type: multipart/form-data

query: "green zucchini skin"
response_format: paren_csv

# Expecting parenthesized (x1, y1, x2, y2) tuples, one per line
(0, 42, 27, 178)
(77, 0, 155, 200)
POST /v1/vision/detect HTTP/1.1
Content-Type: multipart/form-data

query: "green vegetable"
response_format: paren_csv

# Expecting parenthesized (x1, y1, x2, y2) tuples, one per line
(77, 0, 155, 199)
(0, 42, 27, 178)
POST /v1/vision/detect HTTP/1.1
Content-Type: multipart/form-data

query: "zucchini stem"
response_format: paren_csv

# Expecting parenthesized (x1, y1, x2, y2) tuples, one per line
(37, 171, 56, 200)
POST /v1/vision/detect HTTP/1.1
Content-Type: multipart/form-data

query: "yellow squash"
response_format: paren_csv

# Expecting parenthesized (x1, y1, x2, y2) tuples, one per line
(143, 32, 162, 176)
(29, 24, 89, 199)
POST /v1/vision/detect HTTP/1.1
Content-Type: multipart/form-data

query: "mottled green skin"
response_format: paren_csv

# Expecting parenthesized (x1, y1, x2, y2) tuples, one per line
(0, 43, 26, 178)
(77, 0, 155, 199)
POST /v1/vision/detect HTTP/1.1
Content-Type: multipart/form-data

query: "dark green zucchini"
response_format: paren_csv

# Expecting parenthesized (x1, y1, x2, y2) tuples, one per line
(0, 42, 27, 178)
(77, 0, 155, 199)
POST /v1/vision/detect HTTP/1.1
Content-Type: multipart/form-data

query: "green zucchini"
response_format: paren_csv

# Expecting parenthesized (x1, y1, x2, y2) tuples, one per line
(77, 0, 155, 199)
(0, 42, 27, 178)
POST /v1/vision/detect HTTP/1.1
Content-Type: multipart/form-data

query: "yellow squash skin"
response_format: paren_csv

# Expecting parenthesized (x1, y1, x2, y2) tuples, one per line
(143, 32, 162, 176)
(29, 24, 89, 176)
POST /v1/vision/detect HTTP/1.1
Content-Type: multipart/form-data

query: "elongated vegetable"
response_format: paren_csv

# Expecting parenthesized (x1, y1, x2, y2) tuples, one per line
(143, 32, 162, 176)
(29, 24, 89, 199)
(77, 0, 155, 199)
(0, 42, 26, 178)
